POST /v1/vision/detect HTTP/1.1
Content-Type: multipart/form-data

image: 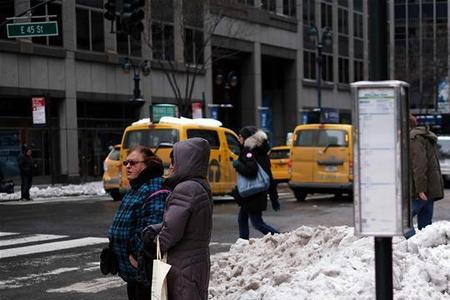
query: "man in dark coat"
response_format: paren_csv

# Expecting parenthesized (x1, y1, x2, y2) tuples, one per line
(406, 115, 444, 238)
(232, 126, 280, 240)
(17, 145, 33, 201)
(143, 138, 213, 300)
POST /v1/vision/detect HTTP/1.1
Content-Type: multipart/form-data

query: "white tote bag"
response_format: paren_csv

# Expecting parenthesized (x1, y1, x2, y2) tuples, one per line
(151, 237, 172, 300)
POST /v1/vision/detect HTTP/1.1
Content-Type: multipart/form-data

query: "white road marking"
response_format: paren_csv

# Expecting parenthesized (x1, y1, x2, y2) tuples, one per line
(0, 232, 19, 237)
(47, 276, 125, 294)
(0, 267, 80, 290)
(0, 234, 67, 247)
(210, 242, 233, 247)
(0, 237, 108, 259)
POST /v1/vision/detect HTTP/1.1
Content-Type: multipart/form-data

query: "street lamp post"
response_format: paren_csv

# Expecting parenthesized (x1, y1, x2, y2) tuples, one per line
(121, 57, 151, 102)
(308, 24, 332, 112)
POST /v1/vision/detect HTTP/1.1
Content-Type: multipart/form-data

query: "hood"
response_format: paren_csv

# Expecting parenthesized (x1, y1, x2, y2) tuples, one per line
(410, 126, 438, 144)
(167, 138, 210, 186)
(244, 130, 268, 150)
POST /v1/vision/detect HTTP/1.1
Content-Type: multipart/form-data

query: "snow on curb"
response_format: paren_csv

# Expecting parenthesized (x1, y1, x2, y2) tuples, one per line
(0, 181, 106, 201)
(210, 222, 450, 300)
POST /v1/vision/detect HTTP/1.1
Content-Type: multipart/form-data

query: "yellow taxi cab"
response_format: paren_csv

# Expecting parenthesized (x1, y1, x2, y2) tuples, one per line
(118, 117, 241, 196)
(269, 145, 291, 183)
(289, 124, 353, 201)
(102, 144, 123, 201)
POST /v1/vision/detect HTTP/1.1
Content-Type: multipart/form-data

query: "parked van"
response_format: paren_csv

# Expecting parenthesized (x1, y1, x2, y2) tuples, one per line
(289, 124, 353, 201)
(116, 117, 241, 196)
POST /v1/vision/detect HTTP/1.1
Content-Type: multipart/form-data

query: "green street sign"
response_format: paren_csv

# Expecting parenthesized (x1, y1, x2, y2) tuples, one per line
(7, 21, 58, 38)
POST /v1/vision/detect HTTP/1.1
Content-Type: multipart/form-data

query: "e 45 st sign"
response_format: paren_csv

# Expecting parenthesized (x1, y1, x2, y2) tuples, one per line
(7, 21, 58, 38)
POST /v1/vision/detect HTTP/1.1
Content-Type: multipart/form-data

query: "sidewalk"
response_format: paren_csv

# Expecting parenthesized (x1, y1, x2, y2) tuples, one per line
(0, 181, 107, 203)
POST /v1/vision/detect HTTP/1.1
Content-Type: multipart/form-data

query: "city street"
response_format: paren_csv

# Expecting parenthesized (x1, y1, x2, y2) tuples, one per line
(1, 185, 449, 300)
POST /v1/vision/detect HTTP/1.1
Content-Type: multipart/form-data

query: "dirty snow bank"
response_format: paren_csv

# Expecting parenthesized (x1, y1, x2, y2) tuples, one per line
(210, 222, 450, 300)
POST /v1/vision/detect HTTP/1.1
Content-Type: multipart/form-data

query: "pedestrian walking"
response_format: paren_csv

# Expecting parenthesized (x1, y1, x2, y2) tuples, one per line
(142, 138, 213, 300)
(232, 126, 280, 240)
(17, 144, 33, 201)
(406, 115, 444, 239)
(108, 145, 167, 300)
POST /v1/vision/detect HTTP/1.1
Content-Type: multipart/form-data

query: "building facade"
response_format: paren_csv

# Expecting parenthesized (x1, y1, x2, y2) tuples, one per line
(0, 0, 369, 183)
(390, 0, 450, 126)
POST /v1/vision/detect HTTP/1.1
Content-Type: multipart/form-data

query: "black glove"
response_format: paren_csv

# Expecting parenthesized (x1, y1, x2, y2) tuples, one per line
(100, 246, 117, 275)
(271, 198, 280, 211)
(142, 225, 158, 247)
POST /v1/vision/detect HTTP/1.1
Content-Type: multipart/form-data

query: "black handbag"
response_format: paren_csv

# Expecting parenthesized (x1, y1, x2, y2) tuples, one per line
(100, 243, 118, 275)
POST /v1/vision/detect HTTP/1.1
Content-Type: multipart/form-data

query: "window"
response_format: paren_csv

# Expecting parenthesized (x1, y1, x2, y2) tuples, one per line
(187, 130, 220, 149)
(226, 133, 241, 156)
(338, 57, 349, 84)
(339, 35, 349, 56)
(123, 129, 180, 149)
(270, 149, 290, 159)
(117, 30, 142, 57)
(438, 138, 450, 159)
(354, 0, 363, 12)
(76, 3, 104, 52)
(152, 23, 175, 61)
(354, 60, 364, 81)
(321, 3, 332, 29)
(354, 13, 363, 38)
(184, 28, 204, 64)
(322, 55, 333, 82)
(0, 0, 14, 40)
(107, 147, 121, 161)
(261, 0, 276, 12)
(283, 0, 296, 17)
(303, 0, 315, 24)
(354, 38, 363, 59)
(30, 0, 63, 47)
(304, 51, 316, 80)
(338, 8, 348, 34)
(295, 130, 348, 147)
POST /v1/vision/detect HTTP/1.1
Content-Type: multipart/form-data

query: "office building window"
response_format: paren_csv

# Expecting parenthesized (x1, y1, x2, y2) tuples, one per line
(322, 54, 333, 82)
(339, 36, 349, 56)
(0, 1, 14, 40)
(354, 13, 363, 38)
(76, 4, 104, 52)
(338, 8, 348, 34)
(117, 31, 142, 57)
(304, 51, 316, 80)
(321, 2, 332, 29)
(283, 0, 296, 17)
(354, 60, 364, 81)
(338, 57, 349, 83)
(354, 0, 363, 12)
(152, 23, 175, 61)
(354, 38, 363, 59)
(184, 28, 204, 64)
(261, 0, 276, 12)
(30, 0, 63, 47)
(303, 0, 315, 24)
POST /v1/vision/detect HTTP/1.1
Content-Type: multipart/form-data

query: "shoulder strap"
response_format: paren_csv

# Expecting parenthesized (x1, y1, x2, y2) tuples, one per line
(142, 189, 171, 207)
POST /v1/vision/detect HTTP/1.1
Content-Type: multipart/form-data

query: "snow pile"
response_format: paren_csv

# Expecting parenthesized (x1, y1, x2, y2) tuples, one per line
(0, 181, 106, 200)
(210, 222, 450, 300)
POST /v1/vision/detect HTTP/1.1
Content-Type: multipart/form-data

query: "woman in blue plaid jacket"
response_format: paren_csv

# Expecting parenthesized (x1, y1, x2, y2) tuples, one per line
(108, 145, 168, 300)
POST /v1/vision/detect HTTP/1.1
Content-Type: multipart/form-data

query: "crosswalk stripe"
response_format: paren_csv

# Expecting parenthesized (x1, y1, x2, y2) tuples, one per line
(0, 232, 18, 237)
(0, 267, 80, 290)
(0, 234, 68, 247)
(0, 237, 108, 259)
(47, 276, 125, 294)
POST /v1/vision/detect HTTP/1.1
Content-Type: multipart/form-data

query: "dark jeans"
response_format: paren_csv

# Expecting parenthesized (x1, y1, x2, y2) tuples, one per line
(238, 207, 279, 240)
(404, 198, 434, 239)
(20, 175, 32, 200)
(127, 281, 150, 300)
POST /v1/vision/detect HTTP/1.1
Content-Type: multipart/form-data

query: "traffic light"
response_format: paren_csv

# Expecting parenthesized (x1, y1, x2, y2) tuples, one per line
(104, 0, 117, 21)
(120, 0, 145, 34)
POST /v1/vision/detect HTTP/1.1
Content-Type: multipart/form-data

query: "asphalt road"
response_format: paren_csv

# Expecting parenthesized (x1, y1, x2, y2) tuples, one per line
(1, 185, 449, 300)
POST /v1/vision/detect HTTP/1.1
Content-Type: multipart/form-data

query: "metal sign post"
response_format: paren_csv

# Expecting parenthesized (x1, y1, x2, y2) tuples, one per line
(351, 81, 411, 299)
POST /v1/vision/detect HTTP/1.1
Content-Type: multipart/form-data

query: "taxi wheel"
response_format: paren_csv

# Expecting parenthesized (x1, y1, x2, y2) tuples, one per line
(293, 189, 307, 202)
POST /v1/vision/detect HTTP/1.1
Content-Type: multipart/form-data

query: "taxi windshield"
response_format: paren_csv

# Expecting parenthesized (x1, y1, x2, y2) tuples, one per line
(123, 129, 179, 149)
